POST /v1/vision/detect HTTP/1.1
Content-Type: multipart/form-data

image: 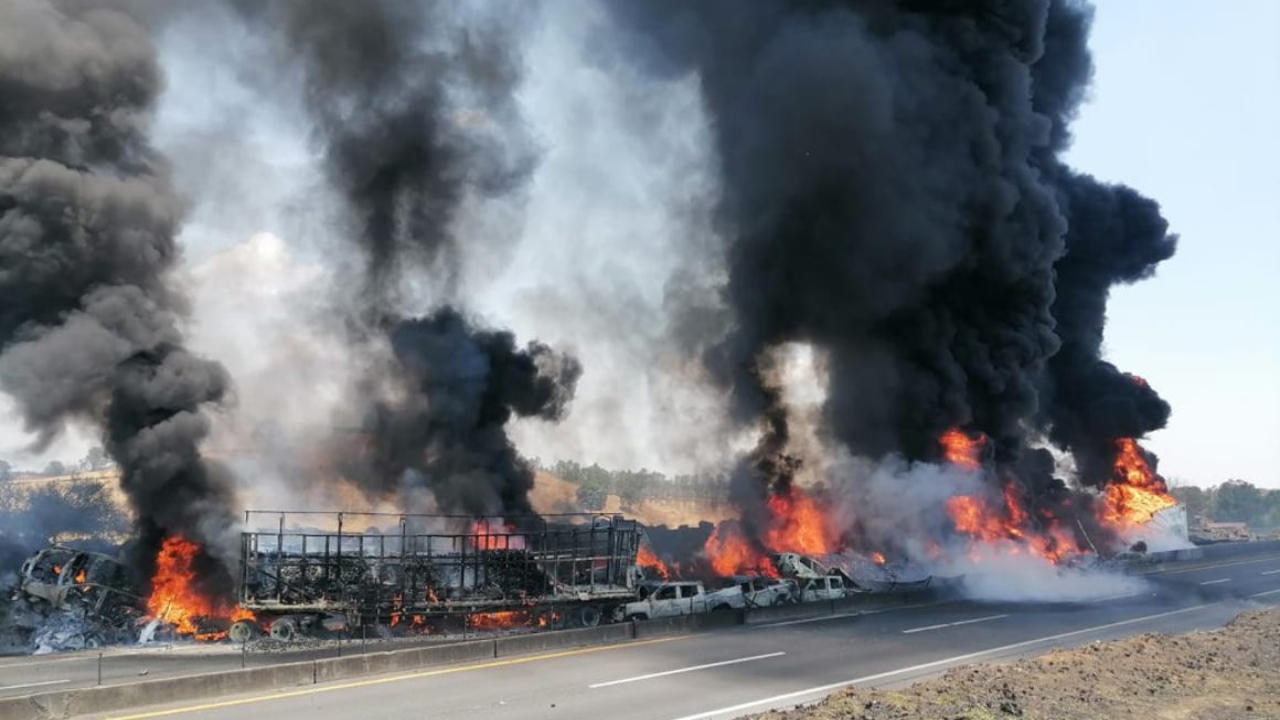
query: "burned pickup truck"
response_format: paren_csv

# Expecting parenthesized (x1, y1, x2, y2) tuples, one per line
(772, 551, 950, 599)
(18, 546, 140, 621)
(9, 546, 143, 652)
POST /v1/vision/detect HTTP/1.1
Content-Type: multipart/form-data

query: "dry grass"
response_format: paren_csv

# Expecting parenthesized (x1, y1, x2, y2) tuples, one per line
(754, 608, 1280, 720)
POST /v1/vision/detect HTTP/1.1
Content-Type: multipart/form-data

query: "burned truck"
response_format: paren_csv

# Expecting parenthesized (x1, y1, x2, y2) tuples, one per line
(233, 511, 649, 641)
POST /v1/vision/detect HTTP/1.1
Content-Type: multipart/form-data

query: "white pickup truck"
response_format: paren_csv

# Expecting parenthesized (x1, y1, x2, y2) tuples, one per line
(715, 575, 798, 608)
(618, 576, 796, 621)
(619, 581, 720, 621)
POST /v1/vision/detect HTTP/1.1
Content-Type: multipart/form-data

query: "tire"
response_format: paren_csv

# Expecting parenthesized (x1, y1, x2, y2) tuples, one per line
(577, 605, 602, 628)
(269, 618, 297, 642)
(711, 604, 732, 613)
(229, 620, 256, 643)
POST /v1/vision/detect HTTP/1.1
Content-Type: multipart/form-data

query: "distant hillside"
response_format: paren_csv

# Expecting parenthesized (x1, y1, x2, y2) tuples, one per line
(3, 468, 730, 529)
(529, 471, 732, 527)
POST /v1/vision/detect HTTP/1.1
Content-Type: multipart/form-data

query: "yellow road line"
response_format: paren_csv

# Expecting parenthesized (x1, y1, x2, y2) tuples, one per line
(99, 637, 681, 720)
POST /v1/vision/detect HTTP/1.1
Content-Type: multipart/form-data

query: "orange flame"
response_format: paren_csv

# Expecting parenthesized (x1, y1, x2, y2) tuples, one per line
(946, 484, 1076, 563)
(870, 551, 886, 565)
(470, 519, 526, 551)
(939, 428, 985, 470)
(763, 490, 834, 556)
(702, 487, 836, 576)
(637, 545, 670, 580)
(147, 536, 255, 641)
(1102, 438, 1176, 526)
(470, 611, 525, 631)
(74, 569, 86, 584)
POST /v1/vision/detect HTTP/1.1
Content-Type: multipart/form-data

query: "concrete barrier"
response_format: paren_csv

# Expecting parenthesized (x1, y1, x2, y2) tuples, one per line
(631, 609, 748, 639)
(2, 661, 316, 720)
(314, 639, 497, 683)
(0, 590, 950, 719)
(1198, 540, 1280, 561)
(494, 624, 632, 657)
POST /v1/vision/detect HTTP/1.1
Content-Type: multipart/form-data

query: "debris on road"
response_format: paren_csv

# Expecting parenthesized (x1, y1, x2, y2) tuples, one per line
(753, 607, 1280, 720)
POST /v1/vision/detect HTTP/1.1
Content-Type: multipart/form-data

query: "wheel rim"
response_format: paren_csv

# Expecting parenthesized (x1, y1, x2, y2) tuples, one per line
(229, 621, 254, 643)
(270, 620, 296, 642)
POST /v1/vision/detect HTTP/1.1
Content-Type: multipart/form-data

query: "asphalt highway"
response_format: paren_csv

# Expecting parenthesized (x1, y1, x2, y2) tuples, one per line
(31, 551, 1275, 720)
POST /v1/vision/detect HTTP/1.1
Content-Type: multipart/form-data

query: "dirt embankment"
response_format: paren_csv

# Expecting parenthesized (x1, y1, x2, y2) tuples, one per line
(754, 608, 1280, 720)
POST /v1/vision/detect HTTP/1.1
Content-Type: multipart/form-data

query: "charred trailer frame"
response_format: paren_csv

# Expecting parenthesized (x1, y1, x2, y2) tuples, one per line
(236, 512, 644, 640)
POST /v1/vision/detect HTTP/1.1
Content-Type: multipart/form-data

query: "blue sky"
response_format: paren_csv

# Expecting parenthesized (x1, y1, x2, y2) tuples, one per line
(1065, 0, 1280, 487)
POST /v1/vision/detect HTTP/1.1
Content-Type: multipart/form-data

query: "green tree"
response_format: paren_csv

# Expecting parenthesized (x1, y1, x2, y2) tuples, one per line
(80, 446, 111, 471)
(42, 460, 68, 476)
(1211, 479, 1264, 525)
(575, 474, 608, 511)
(1170, 484, 1210, 522)
(0, 459, 11, 482)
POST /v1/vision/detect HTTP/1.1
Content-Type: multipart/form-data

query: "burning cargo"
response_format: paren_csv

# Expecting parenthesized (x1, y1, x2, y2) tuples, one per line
(233, 512, 648, 639)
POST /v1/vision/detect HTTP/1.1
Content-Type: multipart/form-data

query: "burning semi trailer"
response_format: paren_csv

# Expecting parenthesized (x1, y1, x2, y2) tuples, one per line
(231, 512, 646, 640)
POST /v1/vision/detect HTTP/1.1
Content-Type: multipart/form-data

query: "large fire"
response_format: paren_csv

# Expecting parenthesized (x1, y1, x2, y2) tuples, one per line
(702, 486, 838, 576)
(637, 545, 670, 579)
(939, 428, 986, 470)
(147, 536, 254, 641)
(1102, 438, 1177, 526)
(940, 427, 1077, 562)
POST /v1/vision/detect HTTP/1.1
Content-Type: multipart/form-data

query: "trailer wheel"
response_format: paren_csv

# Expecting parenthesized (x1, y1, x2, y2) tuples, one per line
(577, 605, 601, 628)
(229, 621, 257, 643)
(269, 618, 297, 642)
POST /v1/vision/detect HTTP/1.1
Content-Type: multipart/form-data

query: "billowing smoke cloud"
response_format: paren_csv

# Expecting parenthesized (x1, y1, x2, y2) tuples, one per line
(0, 0, 238, 586)
(602, 0, 1176, 543)
(238, 0, 577, 517)
(334, 308, 581, 517)
(1029, 1, 1178, 489)
(603, 0, 1067, 523)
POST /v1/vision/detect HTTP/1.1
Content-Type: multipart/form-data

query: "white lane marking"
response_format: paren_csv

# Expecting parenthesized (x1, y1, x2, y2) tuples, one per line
(758, 611, 864, 628)
(1261, 569, 1280, 575)
(1087, 591, 1144, 603)
(0, 678, 71, 691)
(902, 614, 1007, 634)
(754, 599, 954, 628)
(1199, 578, 1231, 585)
(1250, 589, 1280, 598)
(669, 603, 1210, 720)
(588, 652, 786, 689)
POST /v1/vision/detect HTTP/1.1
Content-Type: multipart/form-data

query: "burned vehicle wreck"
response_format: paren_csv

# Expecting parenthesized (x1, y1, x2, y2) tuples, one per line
(6, 546, 143, 652)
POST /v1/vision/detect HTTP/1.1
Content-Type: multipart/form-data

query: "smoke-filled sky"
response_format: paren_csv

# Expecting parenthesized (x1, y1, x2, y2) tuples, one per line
(0, 0, 1275, 490)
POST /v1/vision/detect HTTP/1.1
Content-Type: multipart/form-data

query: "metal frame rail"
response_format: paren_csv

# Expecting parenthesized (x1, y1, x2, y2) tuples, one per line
(237, 511, 642, 618)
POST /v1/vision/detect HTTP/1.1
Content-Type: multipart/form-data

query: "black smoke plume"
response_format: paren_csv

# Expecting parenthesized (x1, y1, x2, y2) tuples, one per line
(605, 0, 1066, 505)
(605, 0, 1176, 536)
(338, 308, 581, 517)
(1029, 0, 1177, 489)
(0, 0, 238, 589)
(246, 0, 575, 517)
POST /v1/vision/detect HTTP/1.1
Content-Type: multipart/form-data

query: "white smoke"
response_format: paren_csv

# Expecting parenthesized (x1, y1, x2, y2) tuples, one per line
(942, 548, 1150, 603)
(821, 452, 1150, 603)
(461, 1, 740, 476)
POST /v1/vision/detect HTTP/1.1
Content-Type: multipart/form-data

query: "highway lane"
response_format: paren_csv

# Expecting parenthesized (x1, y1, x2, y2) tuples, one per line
(61, 552, 1280, 720)
(5, 551, 1278, 700)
